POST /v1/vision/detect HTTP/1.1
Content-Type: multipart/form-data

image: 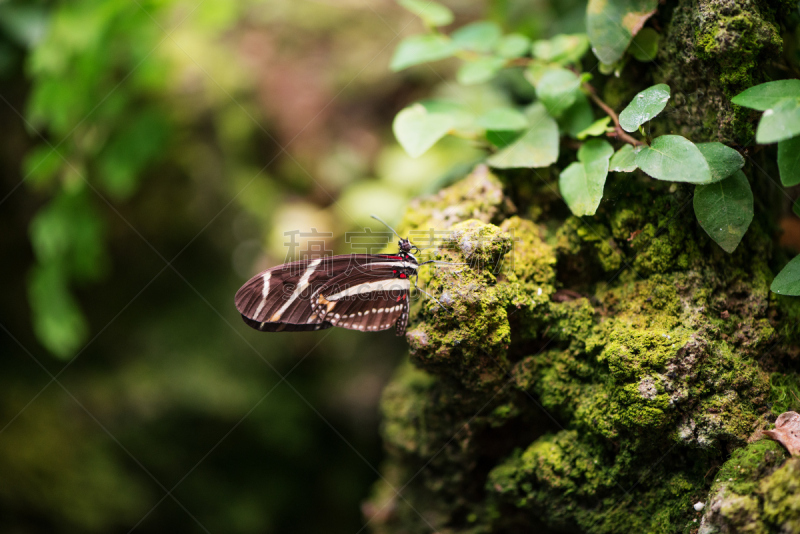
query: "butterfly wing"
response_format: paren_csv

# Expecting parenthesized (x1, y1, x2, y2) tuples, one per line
(235, 255, 408, 332)
(311, 261, 413, 336)
(235, 256, 347, 331)
(236, 254, 415, 335)
(240, 316, 333, 332)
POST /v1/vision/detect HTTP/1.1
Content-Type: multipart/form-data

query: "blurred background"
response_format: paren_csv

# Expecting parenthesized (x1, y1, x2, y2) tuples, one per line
(0, 0, 585, 532)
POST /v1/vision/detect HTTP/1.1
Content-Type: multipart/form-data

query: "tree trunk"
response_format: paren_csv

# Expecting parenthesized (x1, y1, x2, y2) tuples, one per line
(363, 1, 800, 532)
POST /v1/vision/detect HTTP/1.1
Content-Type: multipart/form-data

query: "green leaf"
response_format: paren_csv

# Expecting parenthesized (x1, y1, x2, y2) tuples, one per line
(495, 33, 531, 58)
(772, 255, 800, 295)
(756, 97, 800, 144)
(487, 103, 559, 168)
(619, 84, 670, 132)
(22, 145, 62, 187)
(695, 142, 744, 183)
(28, 263, 89, 358)
(577, 117, 611, 139)
(579, 137, 616, 160)
(731, 80, 800, 111)
(451, 21, 502, 53)
(476, 108, 528, 131)
(0, 4, 49, 48)
(28, 190, 108, 280)
(693, 171, 753, 253)
(456, 56, 506, 85)
(609, 144, 638, 172)
(524, 62, 548, 88)
(486, 130, 523, 149)
(560, 93, 595, 138)
(535, 67, 581, 117)
(390, 34, 457, 71)
(778, 136, 800, 186)
(635, 135, 712, 183)
(629, 27, 659, 62)
(98, 111, 170, 199)
(559, 139, 614, 216)
(393, 101, 469, 158)
(531, 34, 590, 65)
(794, 198, 800, 218)
(397, 0, 454, 27)
(586, 0, 658, 64)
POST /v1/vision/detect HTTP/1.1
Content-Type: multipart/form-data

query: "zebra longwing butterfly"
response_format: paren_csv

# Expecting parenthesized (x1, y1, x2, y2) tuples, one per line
(235, 217, 449, 336)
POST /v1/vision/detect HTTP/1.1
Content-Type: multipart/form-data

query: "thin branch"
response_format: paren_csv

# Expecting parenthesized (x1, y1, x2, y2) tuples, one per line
(583, 83, 645, 147)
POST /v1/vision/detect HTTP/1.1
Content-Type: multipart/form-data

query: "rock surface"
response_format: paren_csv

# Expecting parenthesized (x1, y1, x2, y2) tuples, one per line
(363, 164, 800, 533)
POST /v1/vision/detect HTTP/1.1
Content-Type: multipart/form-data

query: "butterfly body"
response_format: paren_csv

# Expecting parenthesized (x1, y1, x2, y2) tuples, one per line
(235, 239, 419, 336)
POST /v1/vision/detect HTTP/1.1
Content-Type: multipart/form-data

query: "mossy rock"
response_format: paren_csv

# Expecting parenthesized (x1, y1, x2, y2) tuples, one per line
(364, 162, 799, 533)
(698, 439, 799, 533)
(648, 0, 791, 144)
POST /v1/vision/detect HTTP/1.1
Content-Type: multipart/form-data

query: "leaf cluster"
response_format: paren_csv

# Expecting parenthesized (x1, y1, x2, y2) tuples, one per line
(390, 0, 593, 166)
(732, 81, 800, 294)
(389, 0, 754, 259)
(21, 2, 174, 357)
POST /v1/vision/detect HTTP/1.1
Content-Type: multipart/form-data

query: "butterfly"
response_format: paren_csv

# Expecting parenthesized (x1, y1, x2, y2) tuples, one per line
(234, 216, 461, 336)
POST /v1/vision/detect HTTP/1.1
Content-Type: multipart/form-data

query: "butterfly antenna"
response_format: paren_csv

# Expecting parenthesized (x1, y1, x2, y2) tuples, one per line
(370, 214, 403, 241)
(414, 284, 452, 312)
(418, 260, 469, 266)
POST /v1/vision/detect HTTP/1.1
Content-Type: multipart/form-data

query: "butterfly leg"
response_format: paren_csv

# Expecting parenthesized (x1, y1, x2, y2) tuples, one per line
(412, 272, 451, 311)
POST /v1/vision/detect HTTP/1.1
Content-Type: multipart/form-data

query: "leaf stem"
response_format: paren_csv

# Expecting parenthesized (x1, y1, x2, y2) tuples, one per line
(583, 83, 645, 147)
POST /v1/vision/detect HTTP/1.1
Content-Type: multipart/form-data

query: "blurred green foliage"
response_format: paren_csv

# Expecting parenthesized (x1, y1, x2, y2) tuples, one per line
(0, 0, 589, 531)
(23, 0, 175, 356)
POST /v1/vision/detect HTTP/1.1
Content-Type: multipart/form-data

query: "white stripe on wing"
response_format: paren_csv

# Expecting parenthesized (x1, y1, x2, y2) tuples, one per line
(325, 278, 411, 300)
(253, 271, 272, 320)
(270, 259, 321, 321)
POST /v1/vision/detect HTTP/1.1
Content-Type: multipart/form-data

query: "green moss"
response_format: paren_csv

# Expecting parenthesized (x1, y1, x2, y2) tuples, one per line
(487, 430, 707, 533)
(555, 216, 622, 276)
(379, 360, 437, 455)
(760, 458, 800, 531)
(694, 11, 781, 92)
(772, 294, 800, 345)
(632, 222, 690, 275)
(498, 216, 556, 287)
(488, 431, 618, 508)
(406, 216, 561, 391)
(555, 177, 702, 279)
(598, 319, 687, 380)
(714, 439, 787, 496)
(655, 0, 784, 143)
(691, 390, 762, 445)
(699, 440, 797, 533)
(768, 372, 800, 416)
(693, 341, 769, 399)
(366, 161, 793, 533)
